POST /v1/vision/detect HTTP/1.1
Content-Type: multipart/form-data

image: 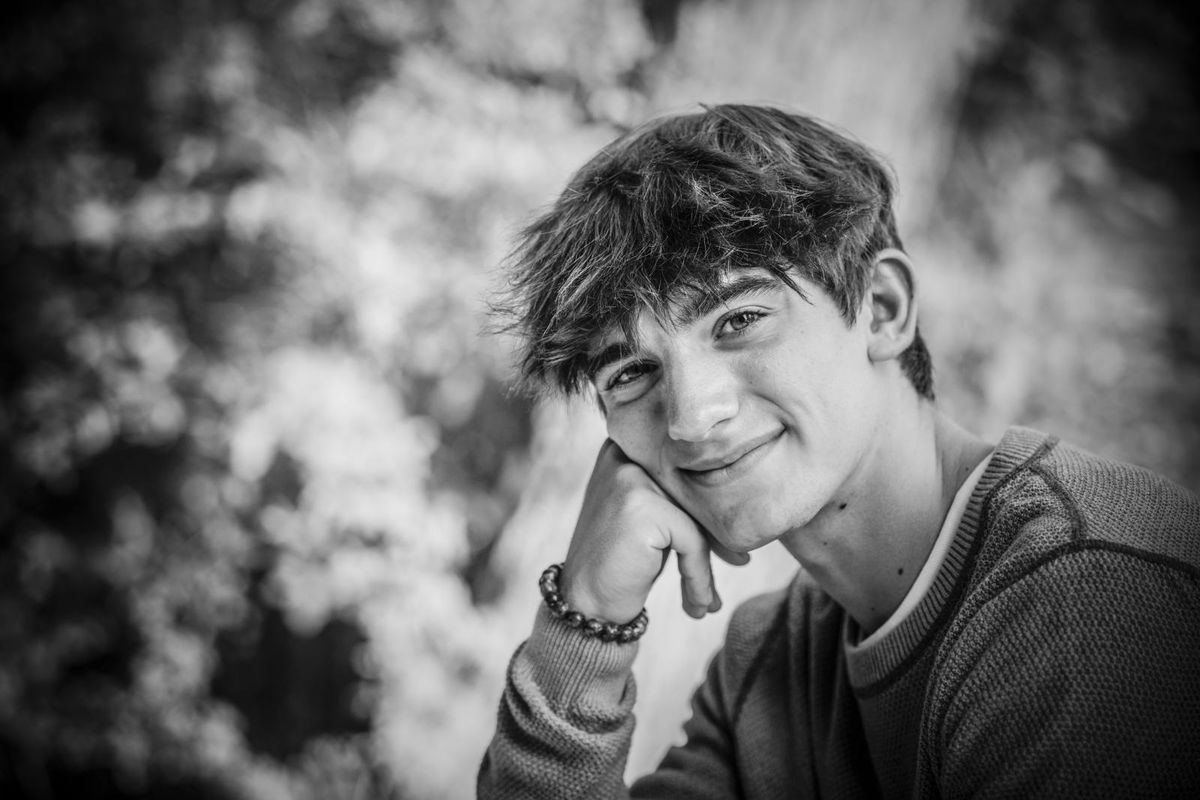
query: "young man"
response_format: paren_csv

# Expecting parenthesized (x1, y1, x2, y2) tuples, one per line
(478, 105, 1200, 799)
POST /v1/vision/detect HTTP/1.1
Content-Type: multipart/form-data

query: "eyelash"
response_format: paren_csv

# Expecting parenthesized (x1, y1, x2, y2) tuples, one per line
(602, 308, 769, 392)
(717, 309, 766, 337)
(606, 361, 654, 391)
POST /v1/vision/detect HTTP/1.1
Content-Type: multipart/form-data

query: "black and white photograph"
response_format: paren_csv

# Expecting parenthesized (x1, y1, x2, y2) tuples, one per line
(1, 1, 1197, 798)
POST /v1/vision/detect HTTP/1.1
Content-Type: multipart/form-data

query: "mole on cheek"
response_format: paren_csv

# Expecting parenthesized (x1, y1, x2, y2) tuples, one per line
(838, 502, 848, 510)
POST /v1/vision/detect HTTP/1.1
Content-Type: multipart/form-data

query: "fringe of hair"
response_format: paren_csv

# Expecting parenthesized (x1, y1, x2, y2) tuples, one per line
(493, 104, 933, 399)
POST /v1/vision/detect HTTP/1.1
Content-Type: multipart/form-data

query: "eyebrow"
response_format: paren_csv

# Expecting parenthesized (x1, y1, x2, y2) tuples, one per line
(674, 273, 786, 327)
(584, 273, 788, 382)
(585, 341, 636, 383)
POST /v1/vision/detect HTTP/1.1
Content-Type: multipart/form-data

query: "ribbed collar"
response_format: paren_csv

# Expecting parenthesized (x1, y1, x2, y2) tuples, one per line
(843, 426, 1051, 690)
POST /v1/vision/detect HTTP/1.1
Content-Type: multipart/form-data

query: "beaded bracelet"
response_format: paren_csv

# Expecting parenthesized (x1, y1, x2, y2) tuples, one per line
(539, 563, 649, 644)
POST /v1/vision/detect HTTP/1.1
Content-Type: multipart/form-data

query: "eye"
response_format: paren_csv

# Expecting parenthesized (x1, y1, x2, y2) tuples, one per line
(605, 361, 656, 391)
(718, 309, 765, 336)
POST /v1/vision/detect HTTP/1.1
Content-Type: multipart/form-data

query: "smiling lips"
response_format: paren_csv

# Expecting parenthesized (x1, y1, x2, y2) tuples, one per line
(677, 429, 785, 487)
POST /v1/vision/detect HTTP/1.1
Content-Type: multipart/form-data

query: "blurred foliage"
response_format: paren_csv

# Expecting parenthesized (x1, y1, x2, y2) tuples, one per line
(0, 1, 552, 797)
(928, 0, 1200, 478)
(0, 1, 1196, 799)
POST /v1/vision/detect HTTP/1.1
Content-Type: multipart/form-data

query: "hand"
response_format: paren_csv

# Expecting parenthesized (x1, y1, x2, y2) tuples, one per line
(560, 440, 747, 624)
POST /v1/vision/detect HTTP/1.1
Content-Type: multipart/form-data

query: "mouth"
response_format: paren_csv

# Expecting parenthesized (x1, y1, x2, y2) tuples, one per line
(677, 429, 785, 488)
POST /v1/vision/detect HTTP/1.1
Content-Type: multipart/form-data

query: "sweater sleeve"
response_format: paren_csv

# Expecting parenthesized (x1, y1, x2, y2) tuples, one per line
(477, 604, 640, 800)
(479, 600, 758, 799)
(923, 546, 1200, 799)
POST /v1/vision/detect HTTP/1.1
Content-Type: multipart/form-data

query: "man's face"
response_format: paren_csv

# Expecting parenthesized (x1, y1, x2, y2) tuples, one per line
(589, 269, 886, 553)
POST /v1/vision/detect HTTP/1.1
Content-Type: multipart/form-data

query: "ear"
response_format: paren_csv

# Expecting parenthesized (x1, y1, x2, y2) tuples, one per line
(864, 248, 918, 363)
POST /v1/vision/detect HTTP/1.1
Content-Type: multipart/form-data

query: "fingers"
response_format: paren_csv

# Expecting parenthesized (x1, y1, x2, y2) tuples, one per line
(616, 439, 751, 571)
(596, 437, 749, 620)
(676, 543, 717, 618)
(665, 510, 720, 618)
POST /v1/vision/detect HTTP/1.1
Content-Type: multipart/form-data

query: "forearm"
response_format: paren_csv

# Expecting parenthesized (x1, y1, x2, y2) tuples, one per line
(477, 605, 639, 800)
(479, 436, 742, 799)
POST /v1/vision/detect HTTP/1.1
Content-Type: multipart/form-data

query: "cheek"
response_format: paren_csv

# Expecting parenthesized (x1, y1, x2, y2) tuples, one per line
(604, 401, 662, 465)
(746, 351, 815, 418)
(738, 352, 794, 406)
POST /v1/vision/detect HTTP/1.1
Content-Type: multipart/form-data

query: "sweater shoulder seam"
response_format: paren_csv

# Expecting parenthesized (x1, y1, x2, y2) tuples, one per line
(986, 538, 1200, 597)
(1028, 459, 1087, 541)
(935, 539, 1200, 706)
(729, 593, 789, 726)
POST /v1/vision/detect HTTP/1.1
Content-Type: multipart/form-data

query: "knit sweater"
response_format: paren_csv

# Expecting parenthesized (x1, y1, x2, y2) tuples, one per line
(478, 427, 1200, 798)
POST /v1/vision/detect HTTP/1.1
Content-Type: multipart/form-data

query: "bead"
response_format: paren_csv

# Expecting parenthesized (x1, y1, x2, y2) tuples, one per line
(537, 562, 648, 644)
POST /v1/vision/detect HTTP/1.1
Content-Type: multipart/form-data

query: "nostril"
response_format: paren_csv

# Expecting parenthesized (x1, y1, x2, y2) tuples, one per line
(666, 393, 739, 442)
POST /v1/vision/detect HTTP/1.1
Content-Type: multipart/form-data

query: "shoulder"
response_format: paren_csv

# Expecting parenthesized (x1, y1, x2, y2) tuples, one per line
(922, 543, 1200, 796)
(921, 432, 1200, 786)
(714, 571, 841, 708)
(954, 429, 1200, 617)
(945, 429, 1200, 673)
(719, 579, 791, 674)
(941, 544, 1200, 686)
(982, 428, 1200, 569)
(1035, 436, 1200, 559)
(723, 570, 838, 656)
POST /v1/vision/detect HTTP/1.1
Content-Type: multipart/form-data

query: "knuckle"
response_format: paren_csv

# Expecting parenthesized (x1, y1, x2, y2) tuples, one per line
(613, 473, 656, 509)
(611, 462, 647, 490)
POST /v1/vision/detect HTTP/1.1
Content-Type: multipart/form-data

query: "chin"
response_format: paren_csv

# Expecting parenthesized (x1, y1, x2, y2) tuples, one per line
(704, 505, 792, 553)
(735, 496, 829, 548)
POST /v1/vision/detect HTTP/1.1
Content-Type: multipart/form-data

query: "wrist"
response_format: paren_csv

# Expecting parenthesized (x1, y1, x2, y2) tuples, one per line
(523, 603, 640, 711)
(540, 563, 649, 644)
(558, 563, 646, 624)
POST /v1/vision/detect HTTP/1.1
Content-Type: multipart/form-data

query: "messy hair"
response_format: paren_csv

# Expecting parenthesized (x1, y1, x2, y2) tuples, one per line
(496, 104, 934, 399)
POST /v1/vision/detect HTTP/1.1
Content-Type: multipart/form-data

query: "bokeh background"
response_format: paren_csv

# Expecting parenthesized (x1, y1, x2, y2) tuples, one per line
(1, 1, 1197, 798)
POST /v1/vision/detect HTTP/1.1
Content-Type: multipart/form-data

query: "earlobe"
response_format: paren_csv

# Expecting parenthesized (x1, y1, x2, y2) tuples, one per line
(866, 248, 918, 363)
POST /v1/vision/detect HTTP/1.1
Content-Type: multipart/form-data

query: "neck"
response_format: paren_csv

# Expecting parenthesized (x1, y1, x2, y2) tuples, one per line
(780, 396, 991, 635)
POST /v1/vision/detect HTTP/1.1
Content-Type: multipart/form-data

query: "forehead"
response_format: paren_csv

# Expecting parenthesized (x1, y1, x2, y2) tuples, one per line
(612, 268, 789, 335)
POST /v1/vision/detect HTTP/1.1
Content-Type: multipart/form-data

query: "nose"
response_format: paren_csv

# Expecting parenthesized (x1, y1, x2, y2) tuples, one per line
(664, 356, 740, 442)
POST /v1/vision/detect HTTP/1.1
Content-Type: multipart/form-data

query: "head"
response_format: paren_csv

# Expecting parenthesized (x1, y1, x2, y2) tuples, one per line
(499, 103, 933, 402)
(497, 105, 935, 548)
